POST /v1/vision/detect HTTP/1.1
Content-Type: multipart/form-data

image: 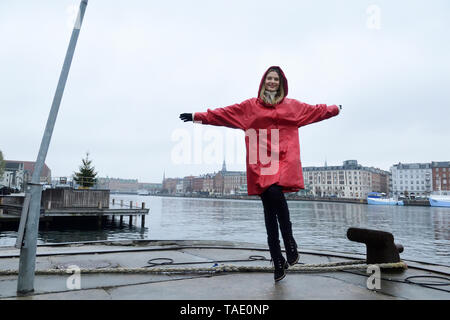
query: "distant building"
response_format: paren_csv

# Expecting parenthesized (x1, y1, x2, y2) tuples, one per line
(176, 180, 183, 193)
(431, 161, 450, 192)
(182, 176, 196, 193)
(138, 182, 162, 194)
(302, 160, 390, 199)
(201, 173, 215, 194)
(192, 177, 204, 192)
(390, 162, 432, 197)
(162, 160, 248, 195)
(162, 177, 181, 194)
(0, 162, 24, 191)
(216, 160, 246, 195)
(97, 177, 139, 193)
(223, 171, 247, 195)
(213, 171, 224, 194)
(1, 160, 51, 191)
(22, 161, 52, 184)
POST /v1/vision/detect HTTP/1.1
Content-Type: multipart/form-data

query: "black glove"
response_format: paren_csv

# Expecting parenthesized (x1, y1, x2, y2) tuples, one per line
(339, 105, 342, 110)
(179, 113, 193, 122)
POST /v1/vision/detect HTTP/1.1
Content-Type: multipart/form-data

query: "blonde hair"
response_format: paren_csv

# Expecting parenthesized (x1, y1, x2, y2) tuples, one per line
(259, 68, 285, 105)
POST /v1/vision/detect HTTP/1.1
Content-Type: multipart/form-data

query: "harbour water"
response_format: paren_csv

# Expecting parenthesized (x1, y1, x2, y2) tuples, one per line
(0, 195, 448, 266)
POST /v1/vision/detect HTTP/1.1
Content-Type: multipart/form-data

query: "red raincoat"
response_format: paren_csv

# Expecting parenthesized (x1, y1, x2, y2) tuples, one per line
(193, 66, 339, 195)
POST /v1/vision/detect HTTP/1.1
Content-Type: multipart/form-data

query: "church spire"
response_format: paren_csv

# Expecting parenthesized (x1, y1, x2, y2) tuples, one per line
(221, 159, 227, 172)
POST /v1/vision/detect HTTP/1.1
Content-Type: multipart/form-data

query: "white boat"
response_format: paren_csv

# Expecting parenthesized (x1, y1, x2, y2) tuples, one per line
(137, 189, 150, 196)
(429, 192, 450, 207)
(367, 192, 404, 206)
(367, 197, 404, 206)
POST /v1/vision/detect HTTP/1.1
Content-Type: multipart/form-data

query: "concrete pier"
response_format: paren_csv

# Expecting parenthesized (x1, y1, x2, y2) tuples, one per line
(0, 240, 448, 300)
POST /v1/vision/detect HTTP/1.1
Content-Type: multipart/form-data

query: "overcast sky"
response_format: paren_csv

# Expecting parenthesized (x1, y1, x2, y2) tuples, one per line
(1, 0, 449, 183)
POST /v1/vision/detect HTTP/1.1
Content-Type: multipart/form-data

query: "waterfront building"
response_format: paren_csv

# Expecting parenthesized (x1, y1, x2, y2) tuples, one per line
(302, 160, 390, 199)
(97, 177, 139, 193)
(0, 161, 24, 191)
(176, 180, 183, 193)
(201, 173, 215, 194)
(182, 175, 196, 193)
(1, 160, 51, 191)
(223, 171, 247, 195)
(218, 161, 246, 195)
(192, 177, 204, 193)
(170, 160, 248, 195)
(162, 177, 182, 194)
(390, 162, 432, 197)
(137, 182, 162, 194)
(213, 171, 224, 194)
(431, 161, 450, 192)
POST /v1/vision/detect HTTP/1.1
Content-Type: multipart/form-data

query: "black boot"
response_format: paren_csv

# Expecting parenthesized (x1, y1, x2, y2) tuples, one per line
(268, 239, 288, 282)
(272, 255, 288, 282)
(285, 237, 299, 266)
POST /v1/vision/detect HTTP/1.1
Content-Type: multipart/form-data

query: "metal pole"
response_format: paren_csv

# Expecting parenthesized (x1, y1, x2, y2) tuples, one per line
(17, 0, 89, 294)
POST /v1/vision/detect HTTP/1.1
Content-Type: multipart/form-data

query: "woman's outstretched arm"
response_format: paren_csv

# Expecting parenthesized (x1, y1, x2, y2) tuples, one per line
(294, 101, 341, 127)
(180, 100, 249, 130)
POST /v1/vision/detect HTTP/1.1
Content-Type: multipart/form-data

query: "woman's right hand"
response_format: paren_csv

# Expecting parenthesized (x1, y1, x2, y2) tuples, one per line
(179, 113, 193, 122)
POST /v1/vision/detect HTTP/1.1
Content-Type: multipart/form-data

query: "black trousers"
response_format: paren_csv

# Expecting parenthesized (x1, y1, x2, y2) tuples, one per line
(260, 184, 295, 259)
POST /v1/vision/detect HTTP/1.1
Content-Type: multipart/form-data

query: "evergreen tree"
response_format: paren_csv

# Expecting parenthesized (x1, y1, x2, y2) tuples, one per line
(73, 152, 98, 188)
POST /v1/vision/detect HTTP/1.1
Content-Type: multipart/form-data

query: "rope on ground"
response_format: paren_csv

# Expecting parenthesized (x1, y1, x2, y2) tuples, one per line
(0, 260, 407, 275)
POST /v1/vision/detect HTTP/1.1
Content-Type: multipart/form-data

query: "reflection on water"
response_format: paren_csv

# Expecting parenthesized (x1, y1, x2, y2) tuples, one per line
(0, 195, 448, 265)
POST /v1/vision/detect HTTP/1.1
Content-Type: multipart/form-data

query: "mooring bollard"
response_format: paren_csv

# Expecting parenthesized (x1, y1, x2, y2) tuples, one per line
(347, 227, 403, 265)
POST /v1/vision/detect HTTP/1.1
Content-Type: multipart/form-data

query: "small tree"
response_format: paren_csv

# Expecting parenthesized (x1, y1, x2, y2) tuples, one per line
(0, 150, 5, 181)
(73, 152, 98, 188)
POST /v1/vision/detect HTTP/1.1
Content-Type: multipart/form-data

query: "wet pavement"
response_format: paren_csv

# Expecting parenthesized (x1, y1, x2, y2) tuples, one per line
(0, 240, 448, 300)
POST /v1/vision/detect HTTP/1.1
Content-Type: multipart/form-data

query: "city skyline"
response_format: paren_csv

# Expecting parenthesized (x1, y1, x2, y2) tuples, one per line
(58, 158, 450, 184)
(2, 157, 448, 186)
(1, 1, 449, 183)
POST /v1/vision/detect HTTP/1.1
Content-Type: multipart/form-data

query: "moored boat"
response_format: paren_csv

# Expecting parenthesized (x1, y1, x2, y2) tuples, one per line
(367, 192, 404, 206)
(429, 193, 450, 207)
(367, 197, 404, 206)
(137, 189, 150, 196)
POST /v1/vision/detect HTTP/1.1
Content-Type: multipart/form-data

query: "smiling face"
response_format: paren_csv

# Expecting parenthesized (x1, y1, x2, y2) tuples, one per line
(264, 71, 280, 92)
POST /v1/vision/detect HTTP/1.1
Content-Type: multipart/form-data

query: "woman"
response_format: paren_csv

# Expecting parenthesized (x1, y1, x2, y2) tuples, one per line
(180, 66, 341, 281)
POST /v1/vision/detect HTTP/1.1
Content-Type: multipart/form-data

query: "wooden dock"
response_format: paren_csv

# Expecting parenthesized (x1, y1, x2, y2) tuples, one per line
(0, 189, 149, 228)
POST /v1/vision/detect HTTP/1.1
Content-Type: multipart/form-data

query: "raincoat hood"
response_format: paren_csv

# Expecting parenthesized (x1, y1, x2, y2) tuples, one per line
(257, 66, 289, 106)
